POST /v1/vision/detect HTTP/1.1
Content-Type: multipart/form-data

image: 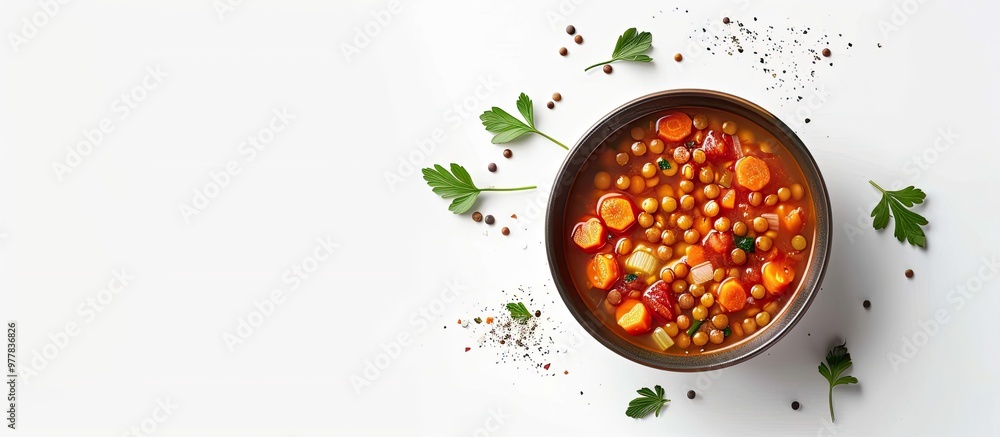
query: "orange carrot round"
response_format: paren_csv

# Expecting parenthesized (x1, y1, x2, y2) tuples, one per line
(615, 299, 652, 335)
(734, 156, 771, 191)
(586, 253, 620, 290)
(718, 278, 747, 313)
(762, 261, 795, 295)
(572, 217, 607, 252)
(597, 194, 636, 233)
(656, 112, 693, 142)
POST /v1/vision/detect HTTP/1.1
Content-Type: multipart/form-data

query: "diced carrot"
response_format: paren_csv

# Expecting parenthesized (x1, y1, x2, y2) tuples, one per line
(762, 261, 795, 295)
(686, 244, 708, 266)
(586, 253, 620, 290)
(704, 230, 732, 254)
(571, 217, 607, 252)
(718, 278, 747, 313)
(782, 206, 806, 234)
(597, 194, 636, 233)
(734, 156, 771, 191)
(720, 189, 736, 209)
(656, 112, 693, 142)
(615, 299, 652, 335)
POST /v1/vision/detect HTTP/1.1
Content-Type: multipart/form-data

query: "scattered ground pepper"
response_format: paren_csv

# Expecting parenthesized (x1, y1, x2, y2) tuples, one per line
(472, 211, 483, 222)
(603, 64, 612, 74)
(510, 214, 517, 219)
(559, 47, 568, 56)
(905, 269, 914, 278)
(534, 310, 541, 317)
(791, 401, 800, 410)
(543, 363, 551, 370)
(564, 370, 568, 375)
(574, 35, 583, 44)
(822, 48, 831, 57)
(502, 149, 512, 159)
(674, 53, 683, 62)
(501, 227, 510, 236)
(552, 92, 562, 102)
(722, 17, 730, 24)
(485, 215, 495, 225)
(488, 163, 497, 172)
(465, 347, 471, 352)
(863, 300, 871, 309)
(486, 317, 494, 324)
(546, 101, 554, 109)
(687, 390, 696, 399)
(566, 25, 576, 35)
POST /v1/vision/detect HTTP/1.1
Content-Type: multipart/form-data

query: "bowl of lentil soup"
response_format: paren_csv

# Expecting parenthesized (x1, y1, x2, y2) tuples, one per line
(546, 90, 831, 371)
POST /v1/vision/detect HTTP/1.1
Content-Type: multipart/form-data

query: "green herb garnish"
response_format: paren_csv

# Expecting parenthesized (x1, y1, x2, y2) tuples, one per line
(473, 317, 482, 324)
(869, 181, 928, 248)
(723, 327, 732, 337)
(480, 93, 567, 150)
(506, 302, 532, 322)
(685, 319, 704, 336)
(657, 158, 671, 170)
(624, 273, 638, 283)
(818, 342, 858, 423)
(734, 235, 755, 253)
(586, 28, 653, 72)
(625, 385, 669, 419)
(684, 141, 696, 149)
(422, 163, 536, 214)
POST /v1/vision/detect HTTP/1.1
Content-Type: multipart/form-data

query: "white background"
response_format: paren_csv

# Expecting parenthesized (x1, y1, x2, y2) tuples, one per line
(2, 0, 999, 435)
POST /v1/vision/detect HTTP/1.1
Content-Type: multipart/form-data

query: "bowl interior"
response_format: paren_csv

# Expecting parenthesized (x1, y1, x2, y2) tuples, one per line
(545, 89, 832, 372)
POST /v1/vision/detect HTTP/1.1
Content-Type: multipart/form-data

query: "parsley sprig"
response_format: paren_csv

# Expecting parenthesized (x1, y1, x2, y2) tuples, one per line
(585, 28, 653, 72)
(625, 385, 669, 418)
(818, 342, 859, 423)
(422, 163, 536, 214)
(480, 93, 567, 150)
(506, 302, 532, 322)
(869, 181, 929, 247)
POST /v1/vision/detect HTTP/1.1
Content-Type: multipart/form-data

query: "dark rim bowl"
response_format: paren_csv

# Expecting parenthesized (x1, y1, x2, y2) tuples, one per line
(545, 89, 832, 372)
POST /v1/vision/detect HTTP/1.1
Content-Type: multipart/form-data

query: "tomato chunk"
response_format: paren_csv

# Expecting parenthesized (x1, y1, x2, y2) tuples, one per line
(701, 130, 737, 161)
(642, 280, 677, 321)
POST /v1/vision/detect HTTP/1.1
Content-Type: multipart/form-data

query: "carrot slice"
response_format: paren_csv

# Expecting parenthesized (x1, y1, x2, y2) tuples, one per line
(718, 278, 747, 313)
(656, 112, 693, 142)
(734, 156, 771, 191)
(615, 299, 652, 335)
(571, 217, 607, 252)
(762, 261, 795, 295)
(586, 253, 620, 290)
(720, 189, 736, 209)
(686, 244, 708, 266)
(597, 194, 636, 233)
(781, 206, 806, 234)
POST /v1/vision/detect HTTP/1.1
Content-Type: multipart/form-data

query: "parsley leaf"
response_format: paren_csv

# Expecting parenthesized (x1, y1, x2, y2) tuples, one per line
(506, 302, 532, 322)
(818, 342, 858, 423)
(586, 28, 654, 72)
(480, 93, 567, 150)
(422, 163, 536, 214)
(625, 385, 669, 418)
(869, 181, 929, 248)
(624, 273, 638, 283)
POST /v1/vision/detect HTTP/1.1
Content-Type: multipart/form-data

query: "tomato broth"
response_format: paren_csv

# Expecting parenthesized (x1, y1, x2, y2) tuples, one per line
(564, 107, 815, 355)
